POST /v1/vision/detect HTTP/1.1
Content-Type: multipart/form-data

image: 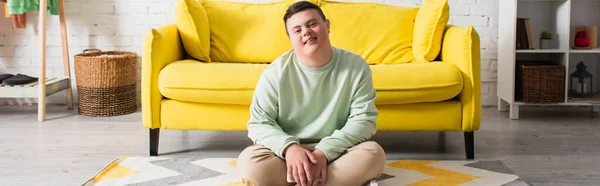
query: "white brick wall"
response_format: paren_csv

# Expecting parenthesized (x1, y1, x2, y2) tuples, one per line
(0, 0, 499, 107)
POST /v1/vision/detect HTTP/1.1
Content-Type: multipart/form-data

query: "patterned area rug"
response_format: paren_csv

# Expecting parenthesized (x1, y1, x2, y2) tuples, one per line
(83, 156, 531, 186)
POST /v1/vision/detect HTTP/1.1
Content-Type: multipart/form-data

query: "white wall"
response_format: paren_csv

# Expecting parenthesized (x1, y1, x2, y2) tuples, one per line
(0, 0, 499, 106)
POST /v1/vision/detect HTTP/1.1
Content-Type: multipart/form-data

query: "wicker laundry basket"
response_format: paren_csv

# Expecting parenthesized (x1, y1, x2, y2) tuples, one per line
(74, 49, 138, 116)
(515, 61, 565, 103)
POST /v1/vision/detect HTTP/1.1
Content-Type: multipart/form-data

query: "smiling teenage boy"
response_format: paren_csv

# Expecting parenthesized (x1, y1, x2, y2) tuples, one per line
(236, 1, 386, 186)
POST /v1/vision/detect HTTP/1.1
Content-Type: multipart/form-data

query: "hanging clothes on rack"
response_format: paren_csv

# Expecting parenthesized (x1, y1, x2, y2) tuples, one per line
(7, 0, 59, 15)
(2, 0, 27, 29)
(3, 0, 59, 29)
(12, 12, 26, 28)
(4, 2, 10, 17)
(0, 0, 75, 121)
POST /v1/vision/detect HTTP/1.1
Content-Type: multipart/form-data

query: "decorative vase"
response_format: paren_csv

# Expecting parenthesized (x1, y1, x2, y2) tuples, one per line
(540, 39, 551, 49)
(575, 31, 590, 47)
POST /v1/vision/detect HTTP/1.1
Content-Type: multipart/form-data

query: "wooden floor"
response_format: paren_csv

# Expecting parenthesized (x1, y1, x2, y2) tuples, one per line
(0, 104, 599, 186)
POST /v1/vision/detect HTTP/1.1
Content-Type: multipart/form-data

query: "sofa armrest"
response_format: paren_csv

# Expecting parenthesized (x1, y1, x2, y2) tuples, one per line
(439, 25, 481, 131)
(142, 24, 185, 129)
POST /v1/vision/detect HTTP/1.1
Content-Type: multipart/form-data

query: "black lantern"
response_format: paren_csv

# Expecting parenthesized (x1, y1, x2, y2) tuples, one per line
(570, 61, 593, 98)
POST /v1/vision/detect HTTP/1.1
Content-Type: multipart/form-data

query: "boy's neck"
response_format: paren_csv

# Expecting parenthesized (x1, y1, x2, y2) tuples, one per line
(297, 46, 334, 67)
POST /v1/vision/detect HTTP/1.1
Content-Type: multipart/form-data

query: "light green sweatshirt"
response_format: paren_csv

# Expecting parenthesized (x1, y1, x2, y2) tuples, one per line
(247, 46, 378, 162)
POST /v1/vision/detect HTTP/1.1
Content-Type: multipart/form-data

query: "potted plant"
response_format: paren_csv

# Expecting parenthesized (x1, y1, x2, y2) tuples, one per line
(539, 31, 552, 49)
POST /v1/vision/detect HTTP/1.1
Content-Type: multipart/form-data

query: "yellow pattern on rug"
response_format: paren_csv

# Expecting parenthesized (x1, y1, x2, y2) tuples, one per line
(387, 160, 480, 185)
(91, 161, 140, 182)
(221, 181, 245, 186)
(83, 157, 529, 186)
(228, 160, 237, 167)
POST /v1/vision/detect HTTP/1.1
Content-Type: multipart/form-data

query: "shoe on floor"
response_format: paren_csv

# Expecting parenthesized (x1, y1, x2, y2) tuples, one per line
(2, 73, 38, 85)
(0, 74, 13, 83)
(364, 179, 378, 186)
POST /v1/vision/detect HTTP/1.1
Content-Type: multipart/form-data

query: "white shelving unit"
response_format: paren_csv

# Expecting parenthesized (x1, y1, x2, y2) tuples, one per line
(0, 0, 74, 121)
(498, 0, 600, 119)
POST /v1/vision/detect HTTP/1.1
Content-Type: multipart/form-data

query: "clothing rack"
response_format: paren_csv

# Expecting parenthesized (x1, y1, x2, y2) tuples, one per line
(0, 0, 74, 121)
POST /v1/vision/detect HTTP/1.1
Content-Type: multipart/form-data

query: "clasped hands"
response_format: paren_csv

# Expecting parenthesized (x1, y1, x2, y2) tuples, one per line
(283, 144, 328, 186)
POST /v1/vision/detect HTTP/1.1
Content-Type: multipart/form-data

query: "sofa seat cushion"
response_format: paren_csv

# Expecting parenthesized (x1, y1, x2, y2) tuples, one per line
(159, 60, 462, 105)
(371, 62, 463, 105)
(158, 60, 269, 105)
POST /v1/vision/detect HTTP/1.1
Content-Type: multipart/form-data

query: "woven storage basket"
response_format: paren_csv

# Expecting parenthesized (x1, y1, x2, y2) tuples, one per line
(74, 49, 138, 116)
(516, 61, 565, 103)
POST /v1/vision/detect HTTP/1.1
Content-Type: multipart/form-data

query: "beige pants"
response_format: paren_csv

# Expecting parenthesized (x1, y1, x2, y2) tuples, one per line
(237, 141, 386, 186)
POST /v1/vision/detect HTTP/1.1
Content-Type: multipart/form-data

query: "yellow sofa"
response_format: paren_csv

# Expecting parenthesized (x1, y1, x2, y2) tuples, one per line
(142, 0, 481, 159)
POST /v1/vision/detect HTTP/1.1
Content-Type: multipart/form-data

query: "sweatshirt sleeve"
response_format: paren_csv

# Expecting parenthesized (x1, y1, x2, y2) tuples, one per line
(247, 69, 299, 159)
(315, 63, 378, 162)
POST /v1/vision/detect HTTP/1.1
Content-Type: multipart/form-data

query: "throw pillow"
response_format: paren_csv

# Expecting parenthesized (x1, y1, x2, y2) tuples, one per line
(175, 0, 211, 62)
(413, 0, 449, 63)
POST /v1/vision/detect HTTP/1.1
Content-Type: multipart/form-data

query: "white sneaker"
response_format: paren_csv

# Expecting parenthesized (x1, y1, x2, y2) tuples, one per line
(364, 179, 378, 186)
(289, 178, 377, 186)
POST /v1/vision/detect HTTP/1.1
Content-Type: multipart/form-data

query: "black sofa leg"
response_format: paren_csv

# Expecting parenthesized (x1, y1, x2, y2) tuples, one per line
(150, 128, 160, 156)
(464, 131, 474, 159)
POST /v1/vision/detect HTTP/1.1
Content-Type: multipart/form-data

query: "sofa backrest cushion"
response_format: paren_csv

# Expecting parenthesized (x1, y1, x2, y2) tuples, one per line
(175, 0, 211, 62)
(174, 0, 448, 64)
(412, 0, 449, 62)
(319, 0, 419, 65)
(200, 0, 313, 63)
